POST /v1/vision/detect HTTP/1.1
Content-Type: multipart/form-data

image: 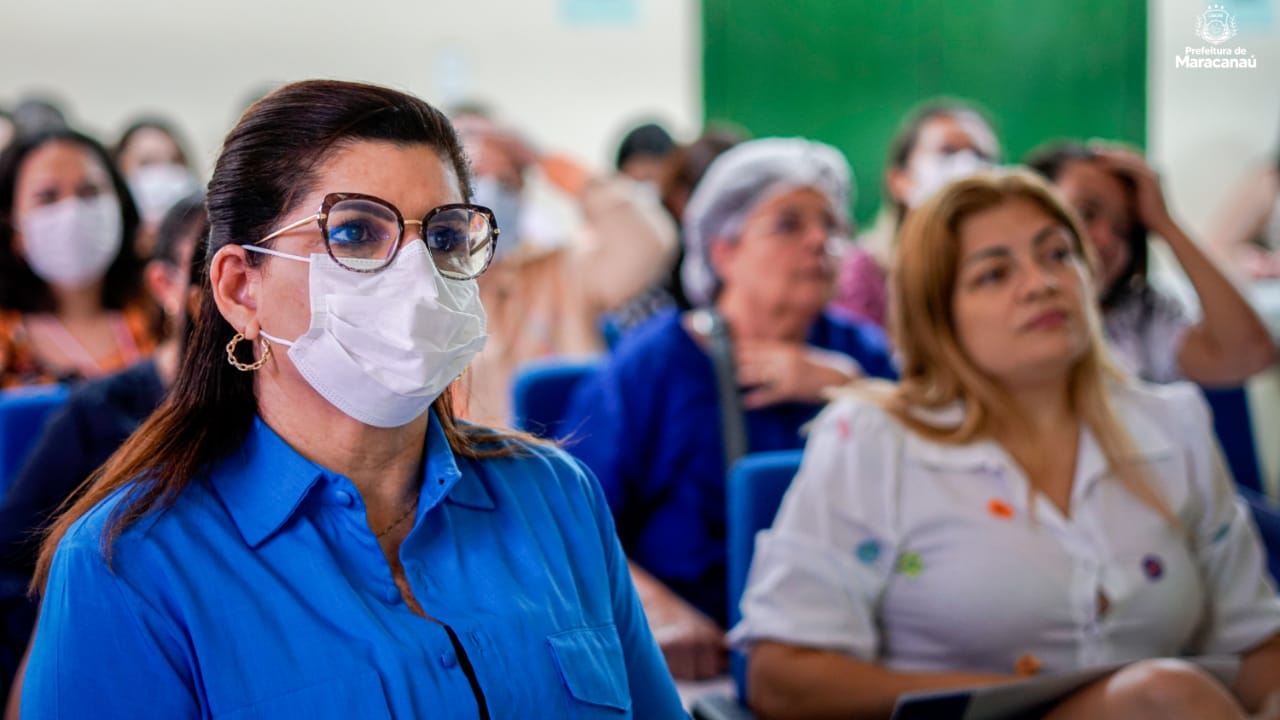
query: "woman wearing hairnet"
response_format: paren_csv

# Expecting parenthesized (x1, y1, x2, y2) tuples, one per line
(563, 138, 897, 680)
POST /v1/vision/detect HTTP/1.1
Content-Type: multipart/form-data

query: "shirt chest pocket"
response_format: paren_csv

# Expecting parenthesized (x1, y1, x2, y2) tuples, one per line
(219, 668, 391, 720)
(547, 624, 633, 717)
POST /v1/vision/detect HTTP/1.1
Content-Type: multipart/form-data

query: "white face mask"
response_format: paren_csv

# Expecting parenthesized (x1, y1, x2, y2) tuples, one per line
(471, 175, 523, 261)
(245, 241, 488, 428)
(905, 150, 991, 208)
(20, 194, 123, 286)
(128, 164, 199, 224)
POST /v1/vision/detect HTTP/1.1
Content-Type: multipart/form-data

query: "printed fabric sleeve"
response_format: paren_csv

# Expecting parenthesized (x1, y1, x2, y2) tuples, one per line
(576, 456, 688, 718)
(1175, 386, 1280, 655)
(728, 397, 902, 660)
(22, 536, 198, 718)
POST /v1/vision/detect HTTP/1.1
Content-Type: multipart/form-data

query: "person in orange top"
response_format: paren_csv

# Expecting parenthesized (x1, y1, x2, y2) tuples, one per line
(0, 129, 156, 388)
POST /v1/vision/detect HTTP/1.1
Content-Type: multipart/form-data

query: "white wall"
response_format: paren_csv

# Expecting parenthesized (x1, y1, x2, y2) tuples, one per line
(1149, 0, 1279, 237)
(0, 0, 702, 176)
(1149, 0, 1280, 491)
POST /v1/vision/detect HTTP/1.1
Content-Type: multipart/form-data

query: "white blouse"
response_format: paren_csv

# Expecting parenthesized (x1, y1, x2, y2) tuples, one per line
(730, 381, 1280, 676)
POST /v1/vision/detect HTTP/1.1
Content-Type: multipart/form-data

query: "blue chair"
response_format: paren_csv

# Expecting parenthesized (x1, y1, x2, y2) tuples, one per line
(1201, 386, 1263, 495)
(0, 384, 69, 500)
(691, 450, 801, 720)
(1240, 487, 1280, 587)
(725, 450, 804, 703)
(509, 355, 602, 440)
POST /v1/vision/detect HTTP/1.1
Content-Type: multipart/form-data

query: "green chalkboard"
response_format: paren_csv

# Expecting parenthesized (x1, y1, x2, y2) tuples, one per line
(702, 1, 1147, 224)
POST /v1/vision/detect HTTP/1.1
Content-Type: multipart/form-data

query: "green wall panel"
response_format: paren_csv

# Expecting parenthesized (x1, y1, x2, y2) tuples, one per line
(703, 1, 1147, 224)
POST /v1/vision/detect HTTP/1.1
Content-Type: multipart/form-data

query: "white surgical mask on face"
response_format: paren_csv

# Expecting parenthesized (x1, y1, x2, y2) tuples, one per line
(906, 150, 991, 208)
(243, 240, 488, 428)
(128, 164, 199, 224)
(20, 195, 123, 286)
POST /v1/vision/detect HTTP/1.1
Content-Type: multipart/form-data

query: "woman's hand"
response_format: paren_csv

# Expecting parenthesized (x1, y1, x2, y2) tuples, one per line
(735, 341, 861, 410)
(1091, 144, 1178, 238)
(648, 601, 728, 681)
(1242, 248, 1280, 281)
(629, 562, 728, 681)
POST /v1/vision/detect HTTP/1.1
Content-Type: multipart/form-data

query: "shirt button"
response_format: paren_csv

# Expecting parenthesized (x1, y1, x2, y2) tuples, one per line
(383, 586, 403, 605)
(327, 489, 354, 507)
(440, 649, 458, 669)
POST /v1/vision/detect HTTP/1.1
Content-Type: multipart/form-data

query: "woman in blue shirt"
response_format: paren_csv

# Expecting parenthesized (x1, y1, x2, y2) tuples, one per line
(563, 138, 897, 681)
(25, 80, 683, 718)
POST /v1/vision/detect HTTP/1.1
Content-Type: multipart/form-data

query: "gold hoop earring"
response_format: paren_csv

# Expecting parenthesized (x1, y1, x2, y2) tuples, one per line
(226, 333, 271, 372)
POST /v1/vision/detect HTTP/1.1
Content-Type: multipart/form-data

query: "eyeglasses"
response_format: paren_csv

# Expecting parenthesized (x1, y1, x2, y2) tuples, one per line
(251, 192, 499, 279)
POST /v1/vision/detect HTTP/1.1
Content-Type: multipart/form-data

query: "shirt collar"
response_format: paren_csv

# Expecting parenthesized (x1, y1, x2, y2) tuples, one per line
(422, 416, 497, 512)
(212, 416, 327, 548)
(213, 410, 495, 548)
(900, 387, 1177, 476)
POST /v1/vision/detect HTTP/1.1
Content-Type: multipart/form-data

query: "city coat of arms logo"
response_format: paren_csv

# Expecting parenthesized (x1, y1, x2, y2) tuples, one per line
(1195, 5, 1238, 45)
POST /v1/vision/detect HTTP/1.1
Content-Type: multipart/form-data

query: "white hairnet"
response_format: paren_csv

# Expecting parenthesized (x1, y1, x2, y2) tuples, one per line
(679, 137, 853, 307)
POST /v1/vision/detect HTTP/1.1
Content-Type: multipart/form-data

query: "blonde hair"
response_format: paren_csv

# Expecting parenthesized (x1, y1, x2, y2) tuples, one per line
(866, 169, 1169, 518)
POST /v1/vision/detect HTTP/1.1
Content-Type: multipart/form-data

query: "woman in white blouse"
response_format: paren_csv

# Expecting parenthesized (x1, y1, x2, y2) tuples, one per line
(732, 169, 1280, 719)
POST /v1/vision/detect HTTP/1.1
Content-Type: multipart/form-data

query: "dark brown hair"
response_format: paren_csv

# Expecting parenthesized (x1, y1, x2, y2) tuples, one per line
(34, 80, 521, 590)
(0, 128, 145, 313)
(112, 117, 192, 170)
(885, 100, 999, 223)
(1024, 140, 1150, 309)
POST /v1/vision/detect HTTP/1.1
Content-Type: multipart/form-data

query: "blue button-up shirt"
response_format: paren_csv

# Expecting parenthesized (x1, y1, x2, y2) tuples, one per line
(24, 413, 685, 718)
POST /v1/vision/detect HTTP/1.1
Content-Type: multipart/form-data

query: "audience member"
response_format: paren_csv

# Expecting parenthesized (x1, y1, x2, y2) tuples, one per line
(8, 98, 67, 142)
(455, 112, 678, 426)
(832, 100, 999, 327)
(733, 170, 1280, 720)
(611, 127, 747, 331)
(0, 129, 155, 387)
(23, 79, 682, 717)
(1028, 142, 1274, 384)
(1208, 144, 1280, 281)
(565, 137, 897, 680)
(113, 117, 200, 256)
(0, 193, 206, 710)
(615, 120, 676, 187)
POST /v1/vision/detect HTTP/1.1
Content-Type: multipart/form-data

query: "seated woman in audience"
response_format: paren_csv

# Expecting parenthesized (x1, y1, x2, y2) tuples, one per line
(1028, 142, 1274, 385)
(0, 194, 205, 711)
(832, 99, 999, 327)
(113, 117, 200, 256)
(23, 80, 681, 717)
(1207, 128, 1280, 281)
(734, 170, 1280, 720)
(0, 129, 155, 388)
(564, 138, 897, 680)
(451, 110, 678, 426)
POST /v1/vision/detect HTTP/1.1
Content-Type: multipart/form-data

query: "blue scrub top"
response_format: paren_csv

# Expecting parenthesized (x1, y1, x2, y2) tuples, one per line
(25, 412, 685, 718)
(563, 309, 896, 624)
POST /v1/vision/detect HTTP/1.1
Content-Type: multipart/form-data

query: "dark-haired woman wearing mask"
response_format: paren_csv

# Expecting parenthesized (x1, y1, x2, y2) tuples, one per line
(832, 100, 999, 328)
(1028, 142, 1274, 385)
(0, 130, 156, 387)
(24, 80, 682, 718)
(113, 117, 200, 257)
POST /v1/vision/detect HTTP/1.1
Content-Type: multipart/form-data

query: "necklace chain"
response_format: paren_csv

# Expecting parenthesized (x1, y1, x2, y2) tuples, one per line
(373, 499, 419, 539)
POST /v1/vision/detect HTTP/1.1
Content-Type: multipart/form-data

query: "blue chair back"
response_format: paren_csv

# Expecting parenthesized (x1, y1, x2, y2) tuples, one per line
(1201, 386, 1263, 494)
(0, 384, 69, 499)
(510, 355, 601, 439)
(725, 450, 803, 704)
(1240, 487, 1280, 587)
